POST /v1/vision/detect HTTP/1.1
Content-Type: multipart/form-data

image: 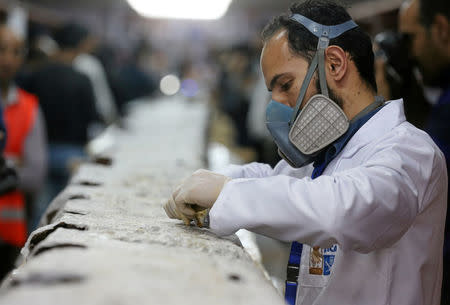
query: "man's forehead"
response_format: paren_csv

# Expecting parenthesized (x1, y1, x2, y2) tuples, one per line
(261, 30, 293, 62)
(261, 30, 291, 84)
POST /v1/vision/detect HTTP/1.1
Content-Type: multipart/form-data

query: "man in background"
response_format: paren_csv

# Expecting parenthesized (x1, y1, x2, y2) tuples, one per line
(0, 24, 47, 278)
(64, 23, 119, 126)
(23, 23, 99, 223)
(399, 1, 450, 303)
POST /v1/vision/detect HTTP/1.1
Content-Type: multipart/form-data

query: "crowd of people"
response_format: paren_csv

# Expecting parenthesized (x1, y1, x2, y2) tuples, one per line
(0, 17, 159, 281)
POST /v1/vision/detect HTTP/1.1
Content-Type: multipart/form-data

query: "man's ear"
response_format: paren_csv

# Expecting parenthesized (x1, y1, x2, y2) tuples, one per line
(325, 45, 347, 82)
(431, 14, 450, 48)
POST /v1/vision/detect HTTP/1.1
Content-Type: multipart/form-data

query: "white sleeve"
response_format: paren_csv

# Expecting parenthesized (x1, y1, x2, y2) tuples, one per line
(209, 137, 446, 253)
(215, 162, 275, 179)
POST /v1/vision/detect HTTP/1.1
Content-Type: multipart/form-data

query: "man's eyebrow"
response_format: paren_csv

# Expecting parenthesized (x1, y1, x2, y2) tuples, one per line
(269, 73, 286, 92)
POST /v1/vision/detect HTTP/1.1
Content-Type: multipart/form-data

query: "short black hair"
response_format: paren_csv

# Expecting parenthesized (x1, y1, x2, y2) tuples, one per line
(418, 0, 450, 28)
(53, 23, 89, 50)
(261, 0, 377, 93)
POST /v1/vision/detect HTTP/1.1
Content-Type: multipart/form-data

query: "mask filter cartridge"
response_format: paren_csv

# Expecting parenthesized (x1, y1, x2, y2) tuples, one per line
(289, 94, 349, 155)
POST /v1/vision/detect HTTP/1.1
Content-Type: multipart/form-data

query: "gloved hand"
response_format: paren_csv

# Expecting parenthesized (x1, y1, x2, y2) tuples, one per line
(164, 195, 192, 225)
(163, 169, 231, 225)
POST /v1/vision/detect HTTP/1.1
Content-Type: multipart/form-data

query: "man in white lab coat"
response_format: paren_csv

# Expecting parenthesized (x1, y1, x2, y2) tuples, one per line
(164, 1, 448, 304)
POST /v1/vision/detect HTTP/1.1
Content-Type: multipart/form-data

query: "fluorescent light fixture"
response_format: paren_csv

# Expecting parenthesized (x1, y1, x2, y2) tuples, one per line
(127, 0, 232, 20)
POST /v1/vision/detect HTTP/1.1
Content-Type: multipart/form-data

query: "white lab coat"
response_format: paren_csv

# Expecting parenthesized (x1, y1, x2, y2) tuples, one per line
(209, 99, 448, 305)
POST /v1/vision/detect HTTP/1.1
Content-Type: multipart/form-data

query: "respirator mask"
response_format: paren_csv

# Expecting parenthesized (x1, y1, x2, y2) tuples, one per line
(265, 14, 358, 168)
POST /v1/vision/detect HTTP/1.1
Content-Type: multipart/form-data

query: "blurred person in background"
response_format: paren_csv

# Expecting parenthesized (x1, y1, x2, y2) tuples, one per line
(94, 44, 129, 116)
(247, 67, 280, 167)
(214, 42, 280, 165)
(373, 30, 431, 128)
(0, 25, 46, 279)
(16, 23, 58, 88)
(0, 98, 20, 281)
(217, 44, 257, 149)
(116, 40, 158, 105)
(399, 0, 450, 303)
(66, 23, 119, 127)
(23, 22, 99, 227)
(210, 41, 280, 166)
(0, 25, 47, 235)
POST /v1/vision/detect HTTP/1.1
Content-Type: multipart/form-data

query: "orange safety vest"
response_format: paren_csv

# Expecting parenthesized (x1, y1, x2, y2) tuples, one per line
(0, 88, 38, 246)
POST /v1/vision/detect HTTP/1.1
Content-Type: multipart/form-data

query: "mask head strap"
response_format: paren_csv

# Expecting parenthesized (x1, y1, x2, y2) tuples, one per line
(289, 14, 358, 125)
(290, 14, 358, 40)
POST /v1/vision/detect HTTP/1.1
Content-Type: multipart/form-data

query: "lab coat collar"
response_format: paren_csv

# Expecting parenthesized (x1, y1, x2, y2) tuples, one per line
(312, 99, 385, 175)
(339, 99, 406, 158)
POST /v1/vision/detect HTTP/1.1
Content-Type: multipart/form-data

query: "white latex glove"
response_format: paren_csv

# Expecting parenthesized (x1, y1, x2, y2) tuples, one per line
(164, 195, 192, 225)
(163, 169, 231, 223)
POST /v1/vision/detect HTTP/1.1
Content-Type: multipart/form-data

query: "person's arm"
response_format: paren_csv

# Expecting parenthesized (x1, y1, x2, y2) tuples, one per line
(215, 162, 275, 179)
(17, 108, 47, 194)
(210, 133, 446, 253)
(216, 158, 313, 179)
(78, 73, 102, 140)
(74, 55, 118, 124)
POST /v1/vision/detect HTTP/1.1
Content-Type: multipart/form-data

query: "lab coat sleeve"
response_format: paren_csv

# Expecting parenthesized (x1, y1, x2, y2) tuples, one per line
(209, 133, 446, 253)
(215, 162, 275, 179)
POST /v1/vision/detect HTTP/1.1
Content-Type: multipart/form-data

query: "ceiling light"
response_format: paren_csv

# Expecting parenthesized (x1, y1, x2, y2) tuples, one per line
(127, 0, 232, 20)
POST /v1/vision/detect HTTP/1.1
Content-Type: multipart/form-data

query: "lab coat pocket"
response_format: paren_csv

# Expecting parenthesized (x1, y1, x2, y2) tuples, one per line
(296, 245, 337, 305)
(298, 244, 337, 288)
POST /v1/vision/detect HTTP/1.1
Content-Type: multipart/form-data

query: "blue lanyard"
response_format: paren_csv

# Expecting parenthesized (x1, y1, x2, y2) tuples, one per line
(284, 167, 324, 305)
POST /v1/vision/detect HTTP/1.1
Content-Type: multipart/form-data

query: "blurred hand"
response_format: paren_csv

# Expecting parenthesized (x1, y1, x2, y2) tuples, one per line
(163, 169, 231, 224)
